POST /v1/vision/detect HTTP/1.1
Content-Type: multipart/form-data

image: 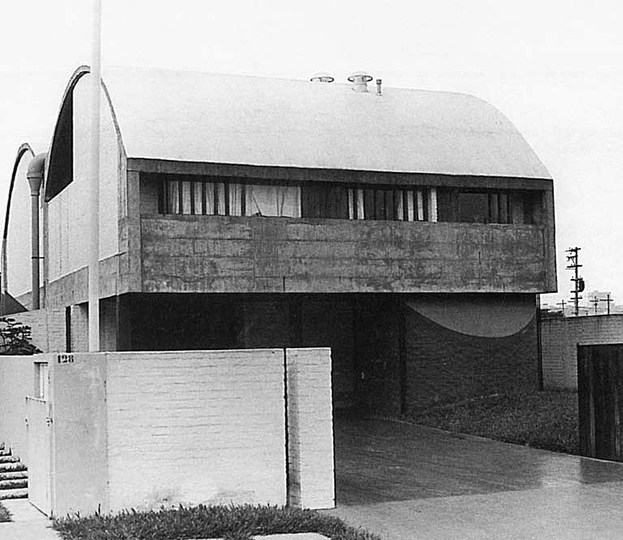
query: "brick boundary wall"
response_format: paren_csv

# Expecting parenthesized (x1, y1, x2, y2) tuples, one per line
(286, 348, 334, 509)
(0, 355, 45, 462)
(5, 308, 66, 353)
(540, 315, 623, 390)
(405, 309, 538, 410)
(43, 348, 334, 516)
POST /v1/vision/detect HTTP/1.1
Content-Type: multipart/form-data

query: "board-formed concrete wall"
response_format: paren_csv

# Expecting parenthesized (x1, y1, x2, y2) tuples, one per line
(140, 215, 553, 294)
(540, 315, 623, 390)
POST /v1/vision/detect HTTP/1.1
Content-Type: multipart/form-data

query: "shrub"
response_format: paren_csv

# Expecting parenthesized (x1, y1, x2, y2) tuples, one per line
(0, 317, 41, 355)
(53, 504, 381, 540)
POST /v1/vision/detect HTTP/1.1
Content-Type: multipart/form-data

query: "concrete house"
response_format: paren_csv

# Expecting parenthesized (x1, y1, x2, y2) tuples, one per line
(3, 66, 556, 414)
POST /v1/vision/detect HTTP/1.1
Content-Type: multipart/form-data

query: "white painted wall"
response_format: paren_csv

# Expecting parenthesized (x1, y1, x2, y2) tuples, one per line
(47, 74, 120, 282)
(6, 154, 36, 298)
(15, 348, 334, 517)
(540, 315, 623, 390)
(0, 355, 50, 463)
(50, 353, 108, 517)
(105, 349, 287, 511)
(286, 348, 335, 509)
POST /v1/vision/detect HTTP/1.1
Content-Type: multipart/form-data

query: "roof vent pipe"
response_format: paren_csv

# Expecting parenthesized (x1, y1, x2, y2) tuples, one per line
(348, 71, 373, 92)
(26, 153, 46, 310)
(310, 73, 335, 83)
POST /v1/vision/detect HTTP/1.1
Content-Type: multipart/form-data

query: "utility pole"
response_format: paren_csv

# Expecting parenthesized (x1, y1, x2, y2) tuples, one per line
(566, 247, 584, 317)
(591, 296, 599, 315)
(600, 293, 613, 315)
(556, 299, 567, 316)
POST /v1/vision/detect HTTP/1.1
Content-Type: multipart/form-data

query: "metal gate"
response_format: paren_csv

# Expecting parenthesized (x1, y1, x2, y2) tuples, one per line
(26, 397, 52, 515)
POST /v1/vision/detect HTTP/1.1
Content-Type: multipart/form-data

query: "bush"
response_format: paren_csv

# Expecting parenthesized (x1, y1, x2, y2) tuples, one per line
(53, 504, 381, 540)
(0, 501, 11, 522)
(0, 317, 41, 355)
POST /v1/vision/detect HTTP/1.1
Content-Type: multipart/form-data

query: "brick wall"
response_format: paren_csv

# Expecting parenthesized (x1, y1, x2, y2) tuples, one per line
(405, 308, 538, 411)
(540, 315, 623, 390)
(9, 308, 66, 353)
(105, 349, 287, 511)
(68, 304, 89, 352)
(286, 348, 334, 509)
(46, 348, 334, 516)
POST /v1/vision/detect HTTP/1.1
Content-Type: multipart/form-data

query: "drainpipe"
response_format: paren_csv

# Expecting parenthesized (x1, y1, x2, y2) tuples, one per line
(27, 154, 46, 310)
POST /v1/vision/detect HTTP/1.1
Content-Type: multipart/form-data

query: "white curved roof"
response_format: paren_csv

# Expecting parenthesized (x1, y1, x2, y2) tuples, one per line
(95, 67, 549, 179)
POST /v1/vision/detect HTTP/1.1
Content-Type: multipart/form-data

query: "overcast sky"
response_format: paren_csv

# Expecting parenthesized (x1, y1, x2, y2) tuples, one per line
(1, 0, 622, 306)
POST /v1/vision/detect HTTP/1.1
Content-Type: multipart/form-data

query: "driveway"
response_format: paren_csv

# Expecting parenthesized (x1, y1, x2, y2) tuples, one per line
(326, 415, 623, 539)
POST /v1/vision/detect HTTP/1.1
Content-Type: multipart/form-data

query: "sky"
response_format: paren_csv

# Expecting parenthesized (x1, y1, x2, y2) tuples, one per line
(1, 0, 622, 307)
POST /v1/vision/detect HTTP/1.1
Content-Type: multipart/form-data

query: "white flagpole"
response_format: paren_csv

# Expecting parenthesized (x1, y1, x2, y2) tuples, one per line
(88, 0, 102, 351)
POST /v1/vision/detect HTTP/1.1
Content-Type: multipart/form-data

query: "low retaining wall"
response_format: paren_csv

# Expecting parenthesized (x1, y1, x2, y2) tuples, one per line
(540, 315, 623, 390)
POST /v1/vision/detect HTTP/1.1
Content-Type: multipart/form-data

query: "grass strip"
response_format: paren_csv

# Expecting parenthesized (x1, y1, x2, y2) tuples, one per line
(407, 390, 579, 455)
(53, 504, 381, 540)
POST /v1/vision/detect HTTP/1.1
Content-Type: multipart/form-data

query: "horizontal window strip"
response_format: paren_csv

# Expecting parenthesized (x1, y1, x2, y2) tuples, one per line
(161, 177, 438, 223)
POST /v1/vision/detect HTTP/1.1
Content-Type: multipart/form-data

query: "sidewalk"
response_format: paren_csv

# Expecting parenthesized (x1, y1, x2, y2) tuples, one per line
(0, 499, 60, 540)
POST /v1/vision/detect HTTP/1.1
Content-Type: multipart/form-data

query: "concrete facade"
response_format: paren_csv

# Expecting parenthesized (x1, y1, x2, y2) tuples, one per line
(540, 315, 623, 390)
(139, 216, 552, 295)
(2, 66, 557, 419)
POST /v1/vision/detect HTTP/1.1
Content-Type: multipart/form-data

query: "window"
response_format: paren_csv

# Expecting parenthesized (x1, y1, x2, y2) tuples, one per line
(344, 187, 437, 222)
(162, 178, 300, 217)
(457, 192, 508, 223)
(437, 189, 512, 224)
(35, 363, 49, 400)
(159, 174, 438, 223)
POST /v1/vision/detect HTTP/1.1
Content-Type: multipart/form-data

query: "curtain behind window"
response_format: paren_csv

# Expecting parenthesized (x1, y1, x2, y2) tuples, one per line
(246, 185, 301, 217)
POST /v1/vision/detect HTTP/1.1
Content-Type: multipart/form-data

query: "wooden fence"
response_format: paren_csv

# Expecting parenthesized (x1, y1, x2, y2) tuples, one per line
(577, 344, 623, 461)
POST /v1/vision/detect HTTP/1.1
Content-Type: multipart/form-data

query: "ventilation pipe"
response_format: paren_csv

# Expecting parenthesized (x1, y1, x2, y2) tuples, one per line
(310, 73, 335, 83)
(348, 71, 373, 92)
(27, 153, 46, 310)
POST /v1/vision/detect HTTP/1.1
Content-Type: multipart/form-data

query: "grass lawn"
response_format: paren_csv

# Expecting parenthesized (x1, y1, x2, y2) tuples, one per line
(407, 389, 579, 455)
(53, 504, 381, 540)
(0, 501, 11, 522)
